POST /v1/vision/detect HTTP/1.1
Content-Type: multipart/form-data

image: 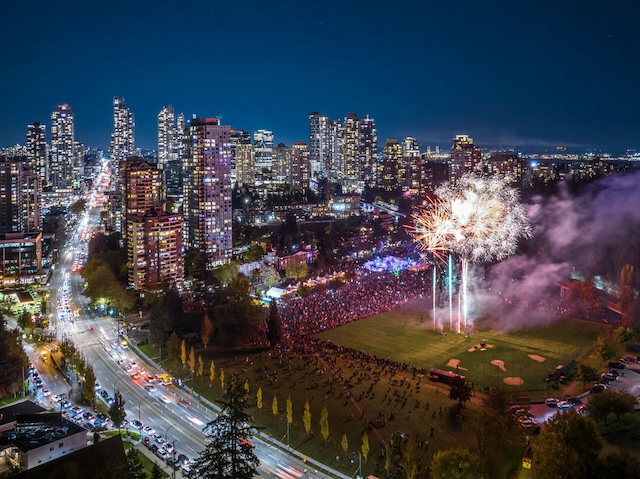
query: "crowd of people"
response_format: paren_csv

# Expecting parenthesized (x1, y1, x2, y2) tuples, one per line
(279, 269, 432, 338)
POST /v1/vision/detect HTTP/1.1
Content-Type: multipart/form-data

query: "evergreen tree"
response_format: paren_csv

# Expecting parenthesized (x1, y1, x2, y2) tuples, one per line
(181, 340, 187, 367)
(125, 448, 147, 479)
(150, 462, 162, 479)
(303, 400, 312, 435)
(320, 407, 329, 443)
(201, 313, 215, 349)
(195, 374, 260, 479)
(266, 300, 282, 347)
(189, 346, 196, 373)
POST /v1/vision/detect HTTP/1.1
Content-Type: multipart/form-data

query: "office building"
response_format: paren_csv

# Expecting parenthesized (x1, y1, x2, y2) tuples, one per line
(450, 134, 482, 183)
(183, 118, 233, 267)
(273, 143, 290, 185)
(339, 113, 359, 192)
(484, 151, 526, 183)
(49, 104, 74, 190)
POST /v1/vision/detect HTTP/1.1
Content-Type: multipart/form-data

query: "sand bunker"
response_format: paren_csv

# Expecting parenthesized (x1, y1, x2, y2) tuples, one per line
(491, 359, 507, 371)
(503, 377, 524, 386)
(528, 354, 546, 362)
(446, 359, 468, 371)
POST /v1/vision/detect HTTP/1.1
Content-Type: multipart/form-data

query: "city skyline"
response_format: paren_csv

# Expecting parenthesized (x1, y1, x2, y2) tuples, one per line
(1, 1, 639, 152)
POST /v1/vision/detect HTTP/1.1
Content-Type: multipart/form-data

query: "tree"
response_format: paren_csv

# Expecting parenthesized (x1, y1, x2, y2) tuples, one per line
(166, 332, 181, 361)
(320, 407, 329, 443)
(195, 374, 260, 479)
(361, 432, 370, 463)
(266, 301, 282, 347)
(286, 396, 293, 425)
(272, 396, 278, 417)
(448, 376, 472, 406)
(566, 280, 603, 320)
(243, 379, 250, 396)
(82, 364, 96, 403)
(198, 355, 204, 377)
(260, 266, 281, 288)
(402, 440, 418, 479)
(245, 244, 265, 262)
(181, 340, 187, 367)
(383, 444, 393, 478)
(594, 334, 616, 361)
(576, 362, 600, 387)
(220, 369, 225, 390)
(613, 325, 633, 344)
(256, 387, 263, 410)
(213, 276, 266, 346)
(600, 449, 640, 478)
(201, 313, 214, 349)
(209, 360, 216, 384)
(214, 261, 239, 286)
(533, 410, 601, 479)
(189, 346, 196, 373)
(303, 400, 312, 435)
(341, 434, 348, 455)
(430, 447, 484, 479)
(109, 390, 126, 430)
(150, 462, 162, 479)
(618, 264, 637, 324)
(587, 389, 637, 425)
(285, 257, 308, 280)
(124, 448, 147, 479)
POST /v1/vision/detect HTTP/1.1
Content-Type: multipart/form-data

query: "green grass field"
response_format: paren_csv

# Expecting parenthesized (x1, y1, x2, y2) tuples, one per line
(316, 300, 608, 393)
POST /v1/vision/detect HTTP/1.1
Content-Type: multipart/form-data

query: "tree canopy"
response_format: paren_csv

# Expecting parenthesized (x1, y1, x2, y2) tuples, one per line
(195, 374, 259, 479)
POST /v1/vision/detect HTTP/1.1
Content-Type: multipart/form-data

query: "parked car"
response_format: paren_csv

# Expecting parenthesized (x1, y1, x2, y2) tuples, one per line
(142, 426, 155, 435)
(557, 401, 572, 409)
(156, 449, 168, 461)
(545, 397, 558, 407)
(131, 420, 143, 430)
(148, 444, 159, 454)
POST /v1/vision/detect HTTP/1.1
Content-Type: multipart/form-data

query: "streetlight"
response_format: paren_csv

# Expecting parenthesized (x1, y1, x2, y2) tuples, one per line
(113, 377, 125, 397)
(137, 397, 145, 424)
(165, 423, 177, 442)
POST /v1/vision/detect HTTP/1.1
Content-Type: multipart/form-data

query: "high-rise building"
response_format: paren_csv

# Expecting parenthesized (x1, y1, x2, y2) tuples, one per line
(253, 130, 274, 184)
(381, 138, 403, 192)
(26, 122, 47, 185)
(309, 112, 328, 180)
(450, 134, 482, 183)
(273, 143, 290, 185)
(290, 142, 310, 193)
(484, 152, 526, 183)
(121, 157, 164, 239)
(358, 115, 377, 188)
(339, 113, 360, 192)
(50, 104, 74, 190)
(158, 105, 176, 169)
(73, 140, 84, 190)
(230, 130, 253, 187)
(403, 136, 422, 196)
(183, 118, 233, 267)
(176, 113, 185, 161)
(110, 97, 135, 185)
(127, 210, 183, 291)
(0, 160, 41, 233)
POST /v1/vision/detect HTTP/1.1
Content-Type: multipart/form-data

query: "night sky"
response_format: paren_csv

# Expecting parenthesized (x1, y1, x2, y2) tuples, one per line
(1, 1, 639, 152)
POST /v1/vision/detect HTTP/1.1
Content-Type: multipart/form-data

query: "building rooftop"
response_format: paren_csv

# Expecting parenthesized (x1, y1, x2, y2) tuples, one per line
(0, 413, 86, 452)
(0, 401, 46, 430)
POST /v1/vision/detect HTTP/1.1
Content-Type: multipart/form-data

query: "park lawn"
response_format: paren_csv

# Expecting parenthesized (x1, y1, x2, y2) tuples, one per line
(316, 305, 608, 397)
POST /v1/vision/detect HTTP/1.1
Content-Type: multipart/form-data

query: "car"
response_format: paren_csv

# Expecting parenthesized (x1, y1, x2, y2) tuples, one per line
(153, 433, 165, 444)
(142, 436, 151, 447)
(144, 385, 155, 392)
(181, 464, 193, 477)
(93, 418, 105, 427)
(577, 405, 589, 415)
(52, 394, 63, 403)
(96, 413, 110, 422)
(100, 389, 109, 399)
(601, 373, 617, 381)
(160, 396, 171, 404)
(106, 397, 115, 406)
(131, 372, 140, 380)
(94, 382, 101, 390)
(609, 361, 626, 369)
(61, 400, 71, 408)
(42, 388, 51, 397)
(143, 426, 155, 435)
(71, 406, 83, 414)
(35, 380, 43, 388)
(607, 369, 620, 377)
(71, 414, 83, 423)
(178, 399, 191, 408)
(557, 401, 572, 409)
(83, 411, 95, 420)
(167, 458, 180, 470)
(155, 449, 168, 461)
(131, 420, 143, 430)
(591, 383, 607, 393)
(163, 443, 174, 454)
(545, 397, 558, 407)
(148, 444, 159, 454)
(177, 454, 189, 464)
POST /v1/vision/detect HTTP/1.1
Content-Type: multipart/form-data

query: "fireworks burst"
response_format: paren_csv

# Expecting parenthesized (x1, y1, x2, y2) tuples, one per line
(410, 174, 531, 263)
